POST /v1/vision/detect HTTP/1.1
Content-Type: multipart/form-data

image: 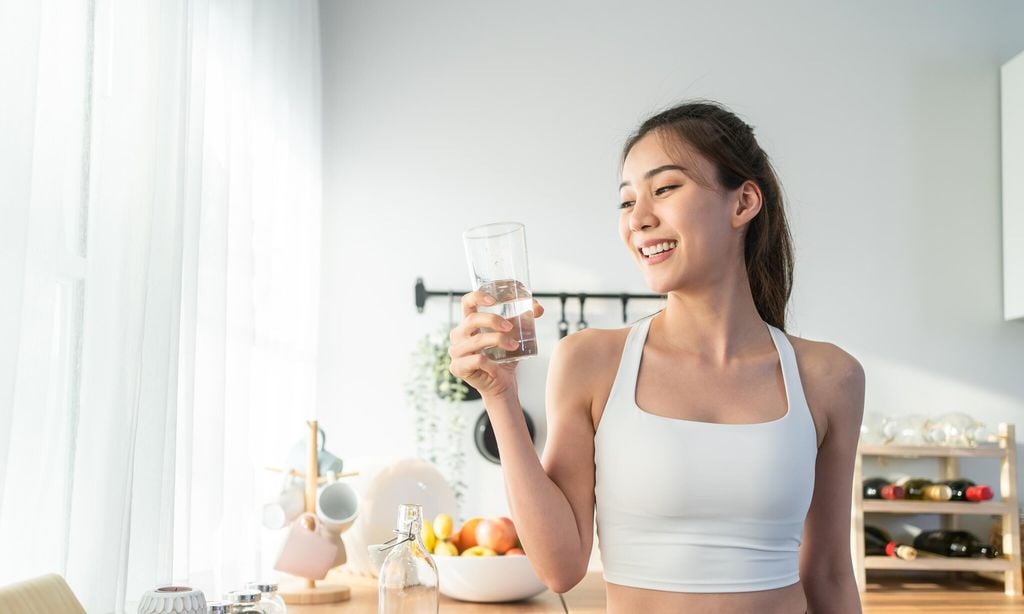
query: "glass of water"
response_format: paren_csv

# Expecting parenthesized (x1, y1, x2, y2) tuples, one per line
(462, 222, 538, 362)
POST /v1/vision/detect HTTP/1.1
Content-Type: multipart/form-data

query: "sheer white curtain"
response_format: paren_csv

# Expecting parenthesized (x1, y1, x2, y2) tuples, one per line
(173, 0, 324, 598)
(0, 1, 323, 612)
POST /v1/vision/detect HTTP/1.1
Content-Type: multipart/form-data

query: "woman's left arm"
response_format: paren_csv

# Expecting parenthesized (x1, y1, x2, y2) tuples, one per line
(799, 346, 866, 614)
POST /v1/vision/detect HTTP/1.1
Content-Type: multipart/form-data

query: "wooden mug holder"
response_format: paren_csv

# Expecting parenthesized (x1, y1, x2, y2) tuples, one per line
(277, 419, 352, 605)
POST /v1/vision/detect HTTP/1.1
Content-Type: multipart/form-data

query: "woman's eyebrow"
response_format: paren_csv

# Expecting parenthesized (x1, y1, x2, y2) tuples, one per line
(619, 164, 688, 190)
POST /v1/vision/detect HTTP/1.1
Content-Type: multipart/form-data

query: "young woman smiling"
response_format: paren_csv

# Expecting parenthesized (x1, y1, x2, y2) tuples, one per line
(449, 100, 864, 614)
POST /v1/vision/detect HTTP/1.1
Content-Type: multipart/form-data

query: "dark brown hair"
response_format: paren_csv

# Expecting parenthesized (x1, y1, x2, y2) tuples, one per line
(622, 100, 794, 332)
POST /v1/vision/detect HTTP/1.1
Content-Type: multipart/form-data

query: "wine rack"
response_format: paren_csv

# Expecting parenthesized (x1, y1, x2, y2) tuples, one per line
(851, 423, 1022, 596)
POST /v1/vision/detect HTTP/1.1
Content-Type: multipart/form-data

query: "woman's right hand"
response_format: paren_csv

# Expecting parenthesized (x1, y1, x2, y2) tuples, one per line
(448, 290, 543, 399)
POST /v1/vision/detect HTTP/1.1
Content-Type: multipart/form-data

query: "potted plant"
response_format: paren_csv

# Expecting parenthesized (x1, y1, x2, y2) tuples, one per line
(406, 323, 476, 514)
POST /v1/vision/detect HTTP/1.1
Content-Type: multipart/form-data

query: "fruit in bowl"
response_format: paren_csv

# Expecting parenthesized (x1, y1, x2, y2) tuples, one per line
(421, 513, 547, 602)
(475, 518, 517, 554)
(434, 549, 546, 602)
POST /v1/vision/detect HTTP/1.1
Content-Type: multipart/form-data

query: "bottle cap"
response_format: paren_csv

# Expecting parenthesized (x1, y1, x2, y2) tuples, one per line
(966, 485, 993, 501)
(207, 601, 232, 614)
(227, 589, 261, 603)
(247, 582, 279, 593)
(881, 485, 905, 499)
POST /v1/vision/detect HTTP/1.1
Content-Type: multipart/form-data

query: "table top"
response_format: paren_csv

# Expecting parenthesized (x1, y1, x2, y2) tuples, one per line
(285, 569, 1024, 613)
(286, 569, 606, 613)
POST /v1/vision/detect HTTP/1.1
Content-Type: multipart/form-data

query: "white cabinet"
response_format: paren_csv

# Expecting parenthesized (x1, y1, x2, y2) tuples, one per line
(1003, 49, 1024, 321)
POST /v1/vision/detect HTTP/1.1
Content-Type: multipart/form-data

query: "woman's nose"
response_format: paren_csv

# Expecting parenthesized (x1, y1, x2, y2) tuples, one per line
(629, 196, 658, 232)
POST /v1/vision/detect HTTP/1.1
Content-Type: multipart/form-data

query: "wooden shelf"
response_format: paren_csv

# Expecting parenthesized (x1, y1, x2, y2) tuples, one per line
(859, 443, 1003, 458)
(862, 500, 1013, 515)
(864, 555, 1017, 572)
(852, 423, 1022, 596)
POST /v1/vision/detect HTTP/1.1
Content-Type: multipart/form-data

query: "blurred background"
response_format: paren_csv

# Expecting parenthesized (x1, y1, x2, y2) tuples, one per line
(2, 0, 1024, 611)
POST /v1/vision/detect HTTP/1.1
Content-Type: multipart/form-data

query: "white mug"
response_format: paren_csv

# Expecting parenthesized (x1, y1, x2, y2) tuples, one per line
(262, 483, 304, 530)
(316, 474, 359, 534)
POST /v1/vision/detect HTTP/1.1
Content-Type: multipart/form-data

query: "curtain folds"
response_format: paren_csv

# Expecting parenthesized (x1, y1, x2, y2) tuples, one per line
(0, 1, 323, 611)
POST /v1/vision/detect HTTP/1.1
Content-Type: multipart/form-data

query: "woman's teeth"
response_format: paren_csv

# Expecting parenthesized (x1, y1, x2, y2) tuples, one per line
(641, 241, 677, 257)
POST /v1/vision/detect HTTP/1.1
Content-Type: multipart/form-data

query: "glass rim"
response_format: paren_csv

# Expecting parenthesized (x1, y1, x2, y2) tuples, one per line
(462, 221, 525, 240)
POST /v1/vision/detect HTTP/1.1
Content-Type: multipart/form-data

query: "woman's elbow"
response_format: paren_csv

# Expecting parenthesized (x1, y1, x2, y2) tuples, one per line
(540, 562, 587, 594)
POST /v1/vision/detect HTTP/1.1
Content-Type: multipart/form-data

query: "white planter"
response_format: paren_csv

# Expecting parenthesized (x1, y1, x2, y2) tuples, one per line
(137, 587, 206, 614)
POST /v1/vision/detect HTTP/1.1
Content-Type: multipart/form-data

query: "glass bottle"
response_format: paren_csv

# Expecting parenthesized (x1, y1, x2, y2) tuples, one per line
(913, 529, 1001, 558)
(378, 503, 439, 614)
(208, 602, 231, 614)
(862, 477, 905, 500)
(226, 590, 268, 614)
(246, 583, 286, 614)
(864, 525, 917, 560)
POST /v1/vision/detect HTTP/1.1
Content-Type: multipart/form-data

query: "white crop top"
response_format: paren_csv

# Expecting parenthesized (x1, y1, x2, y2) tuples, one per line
(594, 314, 818, 593)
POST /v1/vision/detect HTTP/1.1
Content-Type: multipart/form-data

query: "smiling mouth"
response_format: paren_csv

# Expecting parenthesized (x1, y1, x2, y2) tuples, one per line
(639, 240, 677, 259)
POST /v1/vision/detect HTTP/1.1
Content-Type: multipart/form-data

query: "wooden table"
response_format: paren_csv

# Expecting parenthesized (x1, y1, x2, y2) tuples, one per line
(286, 569, 570, 613)
(288, 570, 1024, 613)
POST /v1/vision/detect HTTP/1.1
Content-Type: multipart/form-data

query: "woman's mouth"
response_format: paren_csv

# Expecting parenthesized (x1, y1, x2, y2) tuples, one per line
(639, 240, 677, 265)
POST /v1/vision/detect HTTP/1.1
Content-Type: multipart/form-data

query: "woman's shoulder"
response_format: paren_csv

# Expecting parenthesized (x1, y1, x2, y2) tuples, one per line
(553, 324, 631, 354)
(549, 324, 634, 374)
(784, 332, 863, 385)
(784, 332, 865, 431)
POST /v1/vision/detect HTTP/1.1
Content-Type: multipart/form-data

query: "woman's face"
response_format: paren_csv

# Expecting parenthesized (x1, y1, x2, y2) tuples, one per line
(617, 131, 744, 295)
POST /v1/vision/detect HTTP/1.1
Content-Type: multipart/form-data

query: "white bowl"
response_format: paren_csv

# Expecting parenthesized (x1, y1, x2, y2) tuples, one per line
(434, 554, 548, 603)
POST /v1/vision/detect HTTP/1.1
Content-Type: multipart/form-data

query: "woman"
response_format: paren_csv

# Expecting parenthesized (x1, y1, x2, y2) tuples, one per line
(449, 100, 864, 614)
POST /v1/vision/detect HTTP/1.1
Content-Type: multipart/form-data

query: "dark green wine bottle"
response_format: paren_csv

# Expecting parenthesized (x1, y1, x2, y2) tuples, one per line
(912, 530, 1000, 558)
(863, 477, 905, 500)
(864, 525, 917, 560)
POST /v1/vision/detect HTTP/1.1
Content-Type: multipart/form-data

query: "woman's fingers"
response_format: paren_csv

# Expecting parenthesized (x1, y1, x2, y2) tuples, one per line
(449, 352, 496, 383)
(461, 290, 495, 317)
(450, 331, 516, 360)
(450, 312, 511, 345)
(532, 299, 544, 318)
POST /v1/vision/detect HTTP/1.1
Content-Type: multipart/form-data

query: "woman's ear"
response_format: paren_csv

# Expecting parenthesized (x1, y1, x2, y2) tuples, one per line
(731, 180, 763, 229)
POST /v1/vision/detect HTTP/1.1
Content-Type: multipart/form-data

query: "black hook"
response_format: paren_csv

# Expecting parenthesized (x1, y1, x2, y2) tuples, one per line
(558, 293, 569, 338)
(576, 293, 587, 331)
(415, 277, 428, 313)
(620, 294, 629, 323)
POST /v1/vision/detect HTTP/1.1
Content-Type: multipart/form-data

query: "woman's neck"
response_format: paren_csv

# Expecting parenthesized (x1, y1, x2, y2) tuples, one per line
(654, 273, 770, 367)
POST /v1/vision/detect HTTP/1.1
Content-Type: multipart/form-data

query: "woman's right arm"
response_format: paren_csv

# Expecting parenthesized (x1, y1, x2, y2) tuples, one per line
(449, 292, 602, 593)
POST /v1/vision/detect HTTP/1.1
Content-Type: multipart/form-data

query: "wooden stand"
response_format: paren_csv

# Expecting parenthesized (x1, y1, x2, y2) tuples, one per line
(851, 422, 1023, 596)
(278, 420, 352, 605)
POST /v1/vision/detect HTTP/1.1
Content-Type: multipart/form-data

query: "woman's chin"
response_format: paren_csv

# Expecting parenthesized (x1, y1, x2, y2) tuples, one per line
(644, 278, 677, 295)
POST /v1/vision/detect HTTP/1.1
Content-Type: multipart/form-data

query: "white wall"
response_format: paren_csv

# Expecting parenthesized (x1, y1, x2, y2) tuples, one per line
(317, 0, 1024, 557)
(1004, 49, 1024, 320)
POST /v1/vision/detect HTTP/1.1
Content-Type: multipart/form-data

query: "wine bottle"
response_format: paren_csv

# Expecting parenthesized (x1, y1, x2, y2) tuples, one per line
(895, 477, 953, 501)
(864, 525, 918, 560)
(912, 529, 1001, 558)
(863, 477, 905, 500)
(940, 479, 994, 502)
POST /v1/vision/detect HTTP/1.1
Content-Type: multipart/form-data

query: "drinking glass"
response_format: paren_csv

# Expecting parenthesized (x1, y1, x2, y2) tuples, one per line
(462, 222, 538, 362)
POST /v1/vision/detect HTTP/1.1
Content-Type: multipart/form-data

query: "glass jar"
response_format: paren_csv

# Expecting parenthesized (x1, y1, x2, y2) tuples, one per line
(226, 589, 268, 614)
(208, 601, 231, 614)
(378, 503, 439, 614)
(247, 583, 285, 614)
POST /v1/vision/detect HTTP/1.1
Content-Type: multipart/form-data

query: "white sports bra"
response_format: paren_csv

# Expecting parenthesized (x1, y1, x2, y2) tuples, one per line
(594, 313, 818, 593)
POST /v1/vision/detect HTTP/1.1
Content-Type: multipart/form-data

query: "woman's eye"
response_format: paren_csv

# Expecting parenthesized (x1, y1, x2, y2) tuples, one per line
(619, 200, 635, 209)
(655, 185, 680, 196)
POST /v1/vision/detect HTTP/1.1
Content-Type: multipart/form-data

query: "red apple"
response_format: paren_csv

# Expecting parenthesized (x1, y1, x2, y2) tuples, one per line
(506, 547, 525, 556)
(496, 516, 518, 546)
(476, 518, 516, 554)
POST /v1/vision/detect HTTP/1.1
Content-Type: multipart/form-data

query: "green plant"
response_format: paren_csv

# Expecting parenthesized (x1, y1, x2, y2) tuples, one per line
(406, 323, 470, 513)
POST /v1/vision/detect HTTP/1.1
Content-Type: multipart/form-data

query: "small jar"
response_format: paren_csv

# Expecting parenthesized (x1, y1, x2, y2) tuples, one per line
(247, 582, 286, 614)
(225, 589, 267, 614)
(207, 601, 231, 614)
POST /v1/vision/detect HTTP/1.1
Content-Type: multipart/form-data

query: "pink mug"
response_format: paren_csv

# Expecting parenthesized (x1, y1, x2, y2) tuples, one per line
(273, 513, 338, 580)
